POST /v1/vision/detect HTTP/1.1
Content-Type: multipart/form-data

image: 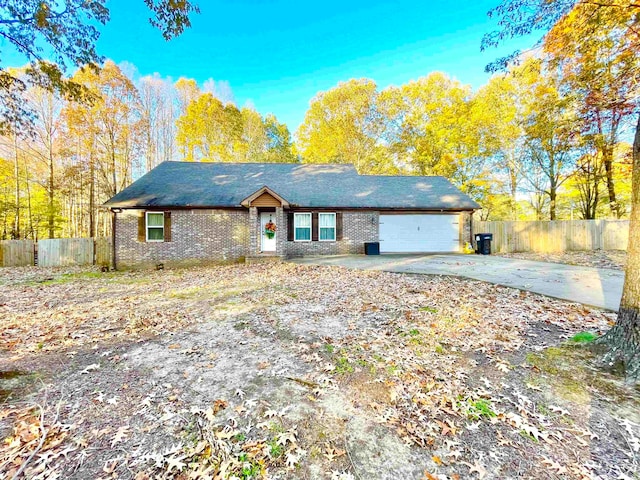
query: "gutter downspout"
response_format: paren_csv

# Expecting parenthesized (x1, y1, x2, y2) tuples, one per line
(111, 208, 118, 271)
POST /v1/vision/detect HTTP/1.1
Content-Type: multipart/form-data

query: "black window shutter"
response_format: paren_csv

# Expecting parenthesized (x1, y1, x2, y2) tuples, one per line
(336, 212, 343, 240)
(164, 211, 172, 242)
(137, 212, 146, 242)
(287, 212, 294, 241)
(312, 212, 319, 241)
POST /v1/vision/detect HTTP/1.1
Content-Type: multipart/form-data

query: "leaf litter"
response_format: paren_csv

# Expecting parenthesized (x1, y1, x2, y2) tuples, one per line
(0, 262, 638, 479)
(497, 250, 626, 270)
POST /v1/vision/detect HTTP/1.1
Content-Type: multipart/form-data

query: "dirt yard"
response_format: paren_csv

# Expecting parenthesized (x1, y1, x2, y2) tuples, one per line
(1, 263, 638, 479)
(496, 250, 627, 270)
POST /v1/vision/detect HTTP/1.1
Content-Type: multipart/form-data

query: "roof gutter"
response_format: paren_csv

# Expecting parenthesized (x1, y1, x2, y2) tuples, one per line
(102, 205, 479, 211)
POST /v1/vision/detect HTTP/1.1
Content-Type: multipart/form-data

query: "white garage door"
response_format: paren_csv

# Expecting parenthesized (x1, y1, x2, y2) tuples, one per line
(379, 214, 460, 253)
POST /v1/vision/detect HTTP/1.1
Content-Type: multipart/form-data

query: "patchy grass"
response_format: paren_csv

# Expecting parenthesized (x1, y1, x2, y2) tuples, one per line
(462, 398, 497, 421)
(418, 306, 438, 313)
(0, 263, 637, 480)
(335, 356, 354, 375)
(167, 285, 216, 299)
(527, 344, 640, 407)
(0, 371, 42, 403)
(27, 270, 107, 286)
(568, 331, 599, 343)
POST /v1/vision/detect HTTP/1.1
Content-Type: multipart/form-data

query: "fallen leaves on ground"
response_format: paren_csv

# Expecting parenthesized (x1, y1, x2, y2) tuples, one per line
(497, 250, 626, 270)
(0, 262, 637, 479)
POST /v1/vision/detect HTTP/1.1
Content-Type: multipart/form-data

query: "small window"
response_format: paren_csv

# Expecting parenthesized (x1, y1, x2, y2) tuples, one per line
(146, 212, 164, 241)
(319, 213, 336, 241)
(294, 213, 311, 241)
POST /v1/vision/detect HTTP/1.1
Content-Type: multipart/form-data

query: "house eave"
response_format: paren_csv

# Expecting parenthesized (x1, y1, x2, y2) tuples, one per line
(104, 204, 247, 210)
(103, 203, 479, 211)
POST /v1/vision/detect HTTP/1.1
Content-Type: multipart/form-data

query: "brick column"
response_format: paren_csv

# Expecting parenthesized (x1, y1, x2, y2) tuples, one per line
(249, 207, 258, 255)
(275, 206, 285, 257)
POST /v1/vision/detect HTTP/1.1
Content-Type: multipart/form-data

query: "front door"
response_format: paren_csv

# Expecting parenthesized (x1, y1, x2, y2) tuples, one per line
(260, 212, 277, 252)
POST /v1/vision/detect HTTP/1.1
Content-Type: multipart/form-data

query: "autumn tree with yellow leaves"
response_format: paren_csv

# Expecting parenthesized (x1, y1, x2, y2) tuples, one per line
(484, 0, 640, 380)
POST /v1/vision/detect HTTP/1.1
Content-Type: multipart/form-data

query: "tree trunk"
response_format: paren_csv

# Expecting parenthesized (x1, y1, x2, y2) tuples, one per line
(509, 162, 518, 221)
(24, 162, 35, 240)
(602, 145, 621, 218)
(48, 145, 55, 238)
(547, 151, 557, 221)
(589, 187, 599, 220)
(111, 135, 117, 196)
(597, 114, 640, 381)
(549, 188, 557, 220)
(2, 183, 8, 238)
(89, 151, 95, 238)
(590, 172, 600, 220)
(13, 133, 20, 239)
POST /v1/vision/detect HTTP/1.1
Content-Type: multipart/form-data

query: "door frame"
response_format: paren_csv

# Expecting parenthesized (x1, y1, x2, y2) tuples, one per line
(379, 213, 460, 253)
(260, 211, 277, 252)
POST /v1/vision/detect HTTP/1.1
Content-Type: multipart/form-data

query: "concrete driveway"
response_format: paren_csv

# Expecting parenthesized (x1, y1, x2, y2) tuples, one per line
(292, 254, 624, 311)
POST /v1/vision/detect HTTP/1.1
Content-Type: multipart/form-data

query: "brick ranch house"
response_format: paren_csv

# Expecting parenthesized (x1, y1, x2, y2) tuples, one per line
(104, 162, 480, 269)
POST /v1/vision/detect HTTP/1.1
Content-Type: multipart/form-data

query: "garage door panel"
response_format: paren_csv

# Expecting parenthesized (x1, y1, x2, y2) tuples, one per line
(379, 214, 460, 253)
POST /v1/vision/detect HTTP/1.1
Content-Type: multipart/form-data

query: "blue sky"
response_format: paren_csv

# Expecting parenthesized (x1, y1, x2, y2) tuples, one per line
(8, 0, 537, 130)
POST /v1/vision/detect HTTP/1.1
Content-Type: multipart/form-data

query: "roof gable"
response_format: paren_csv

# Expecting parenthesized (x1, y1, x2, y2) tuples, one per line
(241, 186, 290, 207)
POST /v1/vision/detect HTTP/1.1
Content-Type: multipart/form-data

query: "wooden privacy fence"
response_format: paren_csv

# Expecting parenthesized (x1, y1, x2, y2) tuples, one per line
(94, 237, 112, 266)
(0, 237, 112, 267)
(0, 240, 35, 267)
(473, 220, 629, 253)
(38, 238, 94, 267)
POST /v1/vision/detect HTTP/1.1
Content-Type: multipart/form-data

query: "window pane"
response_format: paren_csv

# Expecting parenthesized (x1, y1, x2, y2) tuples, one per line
(295, 227, 311, 241)
(147, 213, 164, 227)
(295, 213, 311, 228)
(319, 213, 335, 228)
(148, 227, 164, 240)
(320, 227, 335, 241)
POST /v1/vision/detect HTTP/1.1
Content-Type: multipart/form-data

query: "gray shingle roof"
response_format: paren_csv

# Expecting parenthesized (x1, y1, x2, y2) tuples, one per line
(104, 161, 480, 210)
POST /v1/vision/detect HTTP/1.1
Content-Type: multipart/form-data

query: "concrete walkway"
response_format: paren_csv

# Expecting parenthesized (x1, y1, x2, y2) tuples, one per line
(291, 254, 624, 311)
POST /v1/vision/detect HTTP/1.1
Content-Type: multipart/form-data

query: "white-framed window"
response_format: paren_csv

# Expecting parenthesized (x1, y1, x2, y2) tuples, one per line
(146, 212, 165, 242)
(294, 212, 312, 241)
(319, 212, 336, 241)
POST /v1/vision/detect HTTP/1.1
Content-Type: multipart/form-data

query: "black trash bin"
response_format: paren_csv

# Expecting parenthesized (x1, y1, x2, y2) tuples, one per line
(475, 233, 493, 255)
(364, 242, 380, 255)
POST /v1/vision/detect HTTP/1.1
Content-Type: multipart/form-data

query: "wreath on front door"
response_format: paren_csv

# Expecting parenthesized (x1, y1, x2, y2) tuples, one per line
(264, 221, 277, 239)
